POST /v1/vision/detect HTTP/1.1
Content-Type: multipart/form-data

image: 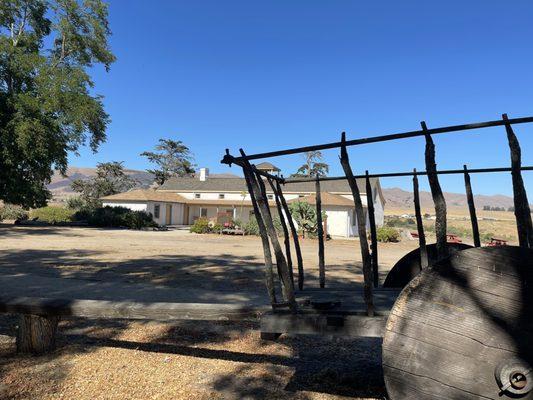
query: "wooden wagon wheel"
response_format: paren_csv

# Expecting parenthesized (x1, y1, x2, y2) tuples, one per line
(383, 243, 472, 289)
(383, 246, 533, 399)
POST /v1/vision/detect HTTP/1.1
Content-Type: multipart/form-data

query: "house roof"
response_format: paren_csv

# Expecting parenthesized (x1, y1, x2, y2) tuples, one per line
(101, 189, 187, 203)
(159, 176, 378, 195)
(255, 162, 280, 171)
(287, 192, 355, 207)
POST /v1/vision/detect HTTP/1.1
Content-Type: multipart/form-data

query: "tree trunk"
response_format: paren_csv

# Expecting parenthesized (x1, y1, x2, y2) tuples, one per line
(17, 314, 59, 354)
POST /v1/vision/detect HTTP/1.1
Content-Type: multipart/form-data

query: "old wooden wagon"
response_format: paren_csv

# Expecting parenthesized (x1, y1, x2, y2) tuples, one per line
(2, 113, 532, 399)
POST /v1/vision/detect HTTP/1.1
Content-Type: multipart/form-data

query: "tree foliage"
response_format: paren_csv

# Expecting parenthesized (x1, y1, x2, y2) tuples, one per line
(291, 151, 329, 178)
(141, 139, 195, 185)
(71, 161, 136, 209)
(288, 200, 326, 237)
(0, 0, 115, 208)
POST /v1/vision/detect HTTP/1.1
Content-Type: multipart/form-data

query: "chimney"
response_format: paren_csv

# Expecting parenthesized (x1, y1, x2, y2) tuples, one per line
(199, 168, 209, 181)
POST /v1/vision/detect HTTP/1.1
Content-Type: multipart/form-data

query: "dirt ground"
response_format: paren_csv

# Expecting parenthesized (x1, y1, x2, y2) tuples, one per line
(0, 225, 421, 400)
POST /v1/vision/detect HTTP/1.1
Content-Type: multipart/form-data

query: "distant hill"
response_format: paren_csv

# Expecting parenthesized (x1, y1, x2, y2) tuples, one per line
(382, 187, 517, 210)
(48, 167, 239, 202)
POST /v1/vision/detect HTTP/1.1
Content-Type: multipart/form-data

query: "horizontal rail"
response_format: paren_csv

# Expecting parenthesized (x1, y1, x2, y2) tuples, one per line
(283, 166, 533, 184)
(221, 115, 533, 164)
(0, 296, 267, 322)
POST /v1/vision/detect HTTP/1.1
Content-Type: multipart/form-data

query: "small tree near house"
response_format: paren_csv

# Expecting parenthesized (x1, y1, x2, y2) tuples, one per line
(141, 139, 195, 186)
(71, 162, 137, 209)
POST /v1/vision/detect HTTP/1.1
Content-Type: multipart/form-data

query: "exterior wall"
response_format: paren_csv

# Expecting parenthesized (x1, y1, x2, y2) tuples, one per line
(176, 191, 302, 202)
(324, 207, 351, 237)
(148, 202, 185, 226)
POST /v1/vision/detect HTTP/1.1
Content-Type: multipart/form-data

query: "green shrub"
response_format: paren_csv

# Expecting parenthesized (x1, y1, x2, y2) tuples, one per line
(81, 206, 156, 229)
(385, 216, 416, 229)
(377, 227, 400, 243)
(0, 204, 28, 221)
(66, 196, 86, 210)
(243, 217, 260, 235)
(190, 217, 211, 234)
(211, 222, 223, 233)
(30, 206, 76, 224)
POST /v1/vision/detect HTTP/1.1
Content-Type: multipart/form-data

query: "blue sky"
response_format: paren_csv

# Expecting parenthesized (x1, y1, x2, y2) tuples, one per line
(73, 0, 533, 196)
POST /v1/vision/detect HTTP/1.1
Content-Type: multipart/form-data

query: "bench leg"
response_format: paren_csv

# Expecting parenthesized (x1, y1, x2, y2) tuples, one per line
(17, 314, 59, 354)
(260, 332, 282, 341)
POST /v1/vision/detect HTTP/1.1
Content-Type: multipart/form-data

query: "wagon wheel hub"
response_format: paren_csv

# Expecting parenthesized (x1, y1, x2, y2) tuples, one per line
(495, 358, 532, 396)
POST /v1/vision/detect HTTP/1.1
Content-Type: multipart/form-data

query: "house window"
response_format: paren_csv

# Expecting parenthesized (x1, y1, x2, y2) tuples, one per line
(267, 194, 273, 200)
(194, 193, 201, 199)
(200, 207, 208, 218)
(298, 194, 305, 198)
(219, 194, 225, 199)
(154, 204, 160, 218)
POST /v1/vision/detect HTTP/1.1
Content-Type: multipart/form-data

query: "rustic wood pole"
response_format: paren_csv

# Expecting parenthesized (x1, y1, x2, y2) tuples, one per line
(315, 176, 326, 288)
(339, 132, 374, 316)
(463, 165, 481, 247)
(413, 169, 429, 269)
(267, 177, 294, 288)
(240, 164, 277, 306)
(503, 113, 533, 248)
(365, 171, 379, 288)
(240, 150, 297, 312)
(421, 121, 448, 261)
(276, 180, 304, 290)
(17, 314, 59, 354)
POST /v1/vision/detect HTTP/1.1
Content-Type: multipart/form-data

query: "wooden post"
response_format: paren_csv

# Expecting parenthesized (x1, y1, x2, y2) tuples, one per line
(339, 132, 374, 316)
(267, 177, 294, 288)
(316, 176, 325, 288)
(240, 164, 277, 306)
(503, 113, 533, 248)
(365, 171, 379, 288)
(17, 314, 59, 354)
(421, 121, 448, 260)
(276, 180, 304, 290)
(240, 150, 297, 312)
(463, 165, 481, 247)
(413, 169, 429, 269)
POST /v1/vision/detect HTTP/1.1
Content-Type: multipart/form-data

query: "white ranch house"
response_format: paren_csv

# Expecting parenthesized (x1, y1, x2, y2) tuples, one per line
(101, 163, 386, 238)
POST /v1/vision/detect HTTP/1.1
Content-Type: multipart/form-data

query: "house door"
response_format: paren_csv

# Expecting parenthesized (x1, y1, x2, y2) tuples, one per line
(165, 204, 172, 225)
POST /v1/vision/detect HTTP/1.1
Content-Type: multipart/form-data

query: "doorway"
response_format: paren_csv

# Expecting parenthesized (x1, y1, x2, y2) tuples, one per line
(165, 204, 172, 225)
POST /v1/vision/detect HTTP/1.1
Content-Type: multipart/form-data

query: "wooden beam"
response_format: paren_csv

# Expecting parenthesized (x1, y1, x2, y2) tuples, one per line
(339, 132, 374, 316)
(241, 150, 297, 312)
(316, 176, 325, 288)
(503, 114, 533, 248)
(240, 163, 277, 305)
(413, 169, 429, 269)
(0, 297, 266, 321)
(463, 165, 481, 247)
(267, 177, 294, 288)
(223, 116, 533, 164)
(422, 121, 448, 261)
(283, 165, 533, 183)
(366, 171, 379, 287)
(277, 180, 305, 290)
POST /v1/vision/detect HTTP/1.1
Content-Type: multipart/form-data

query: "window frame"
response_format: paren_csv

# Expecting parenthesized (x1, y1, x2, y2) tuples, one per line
(154, 204, 161, 219)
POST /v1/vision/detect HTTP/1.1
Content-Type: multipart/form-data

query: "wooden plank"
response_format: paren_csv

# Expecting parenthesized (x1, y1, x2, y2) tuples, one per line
(412, 168, 429, 269)
(0, 297, 267, 321)
(240, 150, 297, 312)
(267, 177, 294, 287)
(276, 180, 304, 290)
(339, 132, 374, 316)
(463, 165, 481, 247)
(422, 121, 448, 260)
(260, 312, 387, 338)
(503, 113, 533, 248)
(383, 246, 533, 400)
(315, 176, 325, 288)
(365, 171, 379, 287)
(240, 162, 277, 305)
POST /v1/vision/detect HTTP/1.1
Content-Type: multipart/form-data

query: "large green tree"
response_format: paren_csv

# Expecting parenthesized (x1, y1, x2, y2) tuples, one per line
(141, 139, 195, 185)
(0, 0, 115, 208)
